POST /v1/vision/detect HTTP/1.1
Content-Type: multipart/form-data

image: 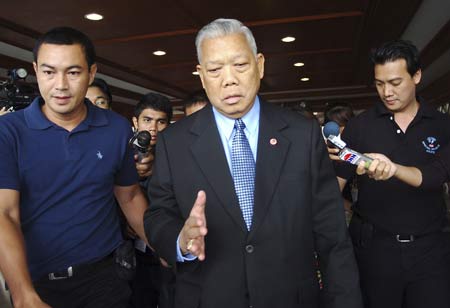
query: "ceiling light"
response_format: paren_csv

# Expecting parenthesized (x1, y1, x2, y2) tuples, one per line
(294, 62, 304, 67)
(84, 13, 103, 21)
(192, 71, 199, 75)
(281, 36, 296, 43)
(300, 77, 310, 82)
(153, 50, 166, 56)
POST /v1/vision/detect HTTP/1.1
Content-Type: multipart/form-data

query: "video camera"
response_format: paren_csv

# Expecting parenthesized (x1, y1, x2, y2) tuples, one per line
(0, 68, 37, 112)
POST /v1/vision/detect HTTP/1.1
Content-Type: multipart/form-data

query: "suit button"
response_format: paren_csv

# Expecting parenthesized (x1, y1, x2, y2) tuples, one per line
(245, 245, 254, 253)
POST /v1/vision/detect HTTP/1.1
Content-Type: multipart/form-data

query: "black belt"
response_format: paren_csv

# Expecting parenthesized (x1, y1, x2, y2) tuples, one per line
(47, 253, 113, 281)
(352, 210, 439, 243)
(375, 227, 438, 243)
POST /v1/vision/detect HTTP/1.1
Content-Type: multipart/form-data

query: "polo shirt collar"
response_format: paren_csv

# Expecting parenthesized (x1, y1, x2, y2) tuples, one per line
(25, 97, 108, 130)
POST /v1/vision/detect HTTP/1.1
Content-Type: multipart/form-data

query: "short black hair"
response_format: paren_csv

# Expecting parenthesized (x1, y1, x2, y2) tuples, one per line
(134, 93, 173, 123)
(323, 103, 355, 127)
(89, 78, 113, 108)
(33, 27, 96, 69)
(370, 39, 420, 77)
(183, 90, 210, 109)
(289, 102, 315, 120)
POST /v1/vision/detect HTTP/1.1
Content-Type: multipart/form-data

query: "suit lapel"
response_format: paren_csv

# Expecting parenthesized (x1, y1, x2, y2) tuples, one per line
(250, 103, 290, 238)
(189, 107, 248, 233)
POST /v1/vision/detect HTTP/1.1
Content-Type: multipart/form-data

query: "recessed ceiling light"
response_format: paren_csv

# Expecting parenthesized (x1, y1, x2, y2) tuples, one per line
(300, 77, 310, 82)
(294, 62, 304, 67)
(153, 50, 166, 56)
(84, 13, 103, 21)
(192, 71, 199, 75)
(281, 36, 296, 43)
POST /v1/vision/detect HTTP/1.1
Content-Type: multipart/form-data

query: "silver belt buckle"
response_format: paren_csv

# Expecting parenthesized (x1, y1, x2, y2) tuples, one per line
(48, 266, 73, 280)
(396, 235, 415, 243)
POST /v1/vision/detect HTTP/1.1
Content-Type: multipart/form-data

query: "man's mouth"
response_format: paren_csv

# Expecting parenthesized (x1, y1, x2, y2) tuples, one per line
(223, 95, 242, 104)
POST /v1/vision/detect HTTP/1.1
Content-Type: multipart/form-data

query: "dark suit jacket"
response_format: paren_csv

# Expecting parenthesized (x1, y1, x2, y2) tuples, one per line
(144, 101, 362, 308)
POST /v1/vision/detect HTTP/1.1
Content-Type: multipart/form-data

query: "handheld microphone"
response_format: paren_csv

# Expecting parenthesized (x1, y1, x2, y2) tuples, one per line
(323, 121, 372, 169)
(129, 130, 152, 162)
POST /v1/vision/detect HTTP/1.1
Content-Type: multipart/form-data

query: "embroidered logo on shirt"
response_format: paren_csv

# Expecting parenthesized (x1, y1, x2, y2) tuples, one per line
(96, 150, 103, 160)
(422, 136, 440, 154)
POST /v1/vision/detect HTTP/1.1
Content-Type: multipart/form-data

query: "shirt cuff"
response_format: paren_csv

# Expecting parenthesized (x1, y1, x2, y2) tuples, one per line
(176, 234, 197, 262)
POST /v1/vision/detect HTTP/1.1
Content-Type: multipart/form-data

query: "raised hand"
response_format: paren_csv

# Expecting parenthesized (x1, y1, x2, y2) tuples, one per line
(179, 190, 208, 261)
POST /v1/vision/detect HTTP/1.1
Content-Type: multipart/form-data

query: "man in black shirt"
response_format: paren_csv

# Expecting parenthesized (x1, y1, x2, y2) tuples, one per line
(332, 40, 450, 307)
(130, 93, 174, 308)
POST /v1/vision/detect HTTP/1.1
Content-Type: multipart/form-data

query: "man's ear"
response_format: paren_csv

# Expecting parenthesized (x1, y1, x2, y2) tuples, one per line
(88, 63, 98, 85)
(132, 116, 138, 131)
(197, 64, 206, 89)
(413, 69, 421, 85)
(33, 62, 38, 74)
(256, 53, 265, 79)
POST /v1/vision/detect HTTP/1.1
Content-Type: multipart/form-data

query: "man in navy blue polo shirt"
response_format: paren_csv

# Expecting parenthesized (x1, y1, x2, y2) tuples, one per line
(331, 40, 450, 307)
(0, 27, 148, 308)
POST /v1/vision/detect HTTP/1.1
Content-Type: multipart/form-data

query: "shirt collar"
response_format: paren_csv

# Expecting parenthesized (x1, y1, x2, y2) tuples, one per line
(25, 97, 108, 130)
(212, 96, 260, 140)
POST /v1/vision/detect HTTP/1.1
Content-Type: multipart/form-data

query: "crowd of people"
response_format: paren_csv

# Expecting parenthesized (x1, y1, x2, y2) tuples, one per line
(0, 17, 449, 308)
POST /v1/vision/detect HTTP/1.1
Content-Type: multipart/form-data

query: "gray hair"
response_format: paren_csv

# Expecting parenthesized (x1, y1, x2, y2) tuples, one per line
(195, 18, 258, 63)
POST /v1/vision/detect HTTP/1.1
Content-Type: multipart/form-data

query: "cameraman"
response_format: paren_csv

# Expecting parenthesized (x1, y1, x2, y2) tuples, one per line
(129, 93, 174, 308)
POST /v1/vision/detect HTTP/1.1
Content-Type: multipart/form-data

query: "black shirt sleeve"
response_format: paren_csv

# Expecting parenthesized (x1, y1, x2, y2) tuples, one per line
(419, 144, 450, 189)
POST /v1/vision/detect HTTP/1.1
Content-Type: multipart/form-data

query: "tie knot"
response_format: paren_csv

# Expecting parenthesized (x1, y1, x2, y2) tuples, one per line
(235, 119, 246, 131)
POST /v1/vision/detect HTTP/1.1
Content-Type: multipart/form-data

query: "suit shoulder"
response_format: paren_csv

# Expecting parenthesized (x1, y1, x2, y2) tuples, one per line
(262, 103, 318, 129)
(158, 108, 202, 139)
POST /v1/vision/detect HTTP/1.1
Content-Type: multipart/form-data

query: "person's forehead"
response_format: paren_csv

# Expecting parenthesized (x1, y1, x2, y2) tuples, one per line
(140, 107, 168, 119)
(375, 58, 408, 72)
(201, 34, 251, 57)
(87, 86, 106, 97)
(37, 43, 87, 65)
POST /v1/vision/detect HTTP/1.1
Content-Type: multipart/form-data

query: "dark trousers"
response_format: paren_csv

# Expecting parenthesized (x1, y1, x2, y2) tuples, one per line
(33, 256, 131, 308)
(349, 216, 450, 308)
(129, 249, 175, 308)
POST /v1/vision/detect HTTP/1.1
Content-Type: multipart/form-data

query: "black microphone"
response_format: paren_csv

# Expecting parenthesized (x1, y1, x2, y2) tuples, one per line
(129, 130, 152, 162)
(323, 121, 372, 168)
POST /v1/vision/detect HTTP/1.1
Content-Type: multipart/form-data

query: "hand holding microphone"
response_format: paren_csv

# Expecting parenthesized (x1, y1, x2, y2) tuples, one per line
(323, 121, 372, 169)
(129, 130, 155, 177)
(129, 130, 152, 162)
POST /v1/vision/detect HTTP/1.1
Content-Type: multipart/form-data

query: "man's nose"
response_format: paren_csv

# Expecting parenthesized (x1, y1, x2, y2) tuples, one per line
(383, 84, 393, 97)
(222, 66, 238, 87)
(55, 73, 69, 90)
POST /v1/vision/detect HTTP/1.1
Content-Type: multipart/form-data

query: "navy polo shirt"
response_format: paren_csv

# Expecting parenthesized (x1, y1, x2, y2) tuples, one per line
(0, 97, 138, 280)
(334, 100, 450, 235)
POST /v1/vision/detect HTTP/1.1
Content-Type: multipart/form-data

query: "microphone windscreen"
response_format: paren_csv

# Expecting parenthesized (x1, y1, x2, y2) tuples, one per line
(136, 131, 151, 148)
(323, 121, 340, 138)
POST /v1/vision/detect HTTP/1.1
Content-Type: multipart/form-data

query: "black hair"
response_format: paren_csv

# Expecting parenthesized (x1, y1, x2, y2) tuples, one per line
(134, 93, 173, 123)
(323, 103, 355, 127)
(183, 90, 210, 109)
(89, 78, 113, 108)
(289, 102, 315, 120)
(370, 40, 420, 77)
(33, 27, 96, 69)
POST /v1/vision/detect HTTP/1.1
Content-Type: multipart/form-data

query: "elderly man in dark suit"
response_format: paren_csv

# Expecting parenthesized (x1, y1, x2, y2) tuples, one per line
(144, 18, 363, 308)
